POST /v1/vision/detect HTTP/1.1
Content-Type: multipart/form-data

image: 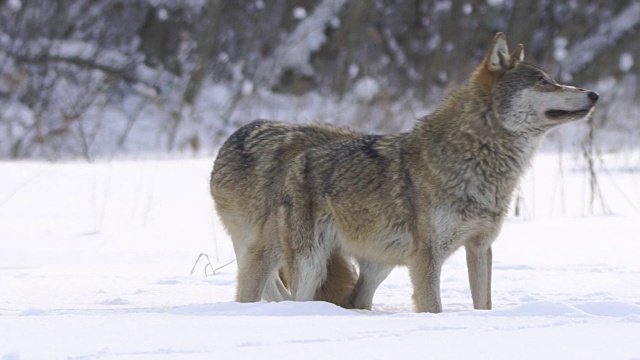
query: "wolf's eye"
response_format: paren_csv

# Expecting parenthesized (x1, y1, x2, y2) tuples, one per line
(538, 76, 549, 85)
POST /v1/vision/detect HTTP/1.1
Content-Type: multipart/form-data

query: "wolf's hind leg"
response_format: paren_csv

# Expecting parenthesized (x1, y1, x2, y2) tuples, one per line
(262, 271, 290, 302)
(259, 220, 291, 302)
(236, 241, 280, 303)
(349, 259, 394, 310)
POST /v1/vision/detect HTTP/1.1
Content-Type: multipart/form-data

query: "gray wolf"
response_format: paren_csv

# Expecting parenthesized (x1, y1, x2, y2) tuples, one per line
(210, 121, 360, 307)
(279, 32, 599, 312)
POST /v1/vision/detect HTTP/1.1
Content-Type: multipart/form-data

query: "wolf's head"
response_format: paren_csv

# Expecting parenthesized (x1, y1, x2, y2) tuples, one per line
(475, 33, 599, 134)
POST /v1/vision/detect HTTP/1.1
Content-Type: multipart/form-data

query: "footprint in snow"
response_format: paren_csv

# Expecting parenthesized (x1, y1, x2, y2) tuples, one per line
(98, 298, 130, 306)
(156, 279, 182, 285)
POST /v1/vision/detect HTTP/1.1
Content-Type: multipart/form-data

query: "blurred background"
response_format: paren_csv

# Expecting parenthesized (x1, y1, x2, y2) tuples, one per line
(0, 0, 638, 160)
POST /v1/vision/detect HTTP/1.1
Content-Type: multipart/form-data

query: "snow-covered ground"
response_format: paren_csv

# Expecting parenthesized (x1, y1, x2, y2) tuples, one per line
(1, 152, 639, 359)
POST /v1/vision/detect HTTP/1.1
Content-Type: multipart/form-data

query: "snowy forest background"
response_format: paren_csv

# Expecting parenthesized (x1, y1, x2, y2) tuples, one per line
(0, 0, 638, 160)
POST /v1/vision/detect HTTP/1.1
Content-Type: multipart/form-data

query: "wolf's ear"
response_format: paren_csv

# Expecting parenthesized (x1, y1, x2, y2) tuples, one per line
(486, 32, 511, 72)
(510, 44, 524, 63)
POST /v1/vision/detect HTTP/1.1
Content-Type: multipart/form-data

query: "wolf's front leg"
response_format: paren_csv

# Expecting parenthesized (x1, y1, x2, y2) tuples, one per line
(408, 252, 443, 313)
(349, 259, 394, 310)
(465, 244, 492, 310)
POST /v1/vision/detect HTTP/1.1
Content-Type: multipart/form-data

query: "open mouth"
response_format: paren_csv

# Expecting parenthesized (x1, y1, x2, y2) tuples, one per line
(545, 108, 592, 120)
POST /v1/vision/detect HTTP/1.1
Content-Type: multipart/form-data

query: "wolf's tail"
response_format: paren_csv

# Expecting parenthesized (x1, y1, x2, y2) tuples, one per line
(262, 252, 358, 307)
(314, 252, 358, 308)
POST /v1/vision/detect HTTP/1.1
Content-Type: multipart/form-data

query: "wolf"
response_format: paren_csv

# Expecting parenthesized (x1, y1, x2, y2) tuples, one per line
(210, 121, 360, 307)
(278, 32, 599, 313)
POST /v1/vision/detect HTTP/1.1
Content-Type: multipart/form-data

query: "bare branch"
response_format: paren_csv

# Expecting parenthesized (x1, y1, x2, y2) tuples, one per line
(559, 2, 640, 80)
(254, 0, 348, 89)
(1, 34, 176, 92)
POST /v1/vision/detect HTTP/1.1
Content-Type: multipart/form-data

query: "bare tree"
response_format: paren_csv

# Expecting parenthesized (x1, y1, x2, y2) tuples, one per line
(0, 0, 638, 160)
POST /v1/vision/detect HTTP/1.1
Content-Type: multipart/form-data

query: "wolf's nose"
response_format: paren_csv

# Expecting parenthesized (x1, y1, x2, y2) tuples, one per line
(588, 91, 599, 103)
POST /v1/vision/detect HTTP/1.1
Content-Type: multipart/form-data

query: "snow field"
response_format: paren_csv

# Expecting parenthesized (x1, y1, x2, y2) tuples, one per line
(0, 154, 639, 359)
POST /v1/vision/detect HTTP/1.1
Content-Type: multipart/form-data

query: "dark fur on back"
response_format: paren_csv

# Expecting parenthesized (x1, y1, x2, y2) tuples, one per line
(212, 120, 361, 220)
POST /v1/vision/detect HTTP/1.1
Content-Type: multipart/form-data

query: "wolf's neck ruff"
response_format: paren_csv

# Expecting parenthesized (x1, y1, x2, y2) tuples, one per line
(404, 35, 596, 220)
(409, 88, 537, 218)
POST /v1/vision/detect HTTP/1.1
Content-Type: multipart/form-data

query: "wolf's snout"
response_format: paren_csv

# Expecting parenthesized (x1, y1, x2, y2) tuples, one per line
(588, 91, 599, 103)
